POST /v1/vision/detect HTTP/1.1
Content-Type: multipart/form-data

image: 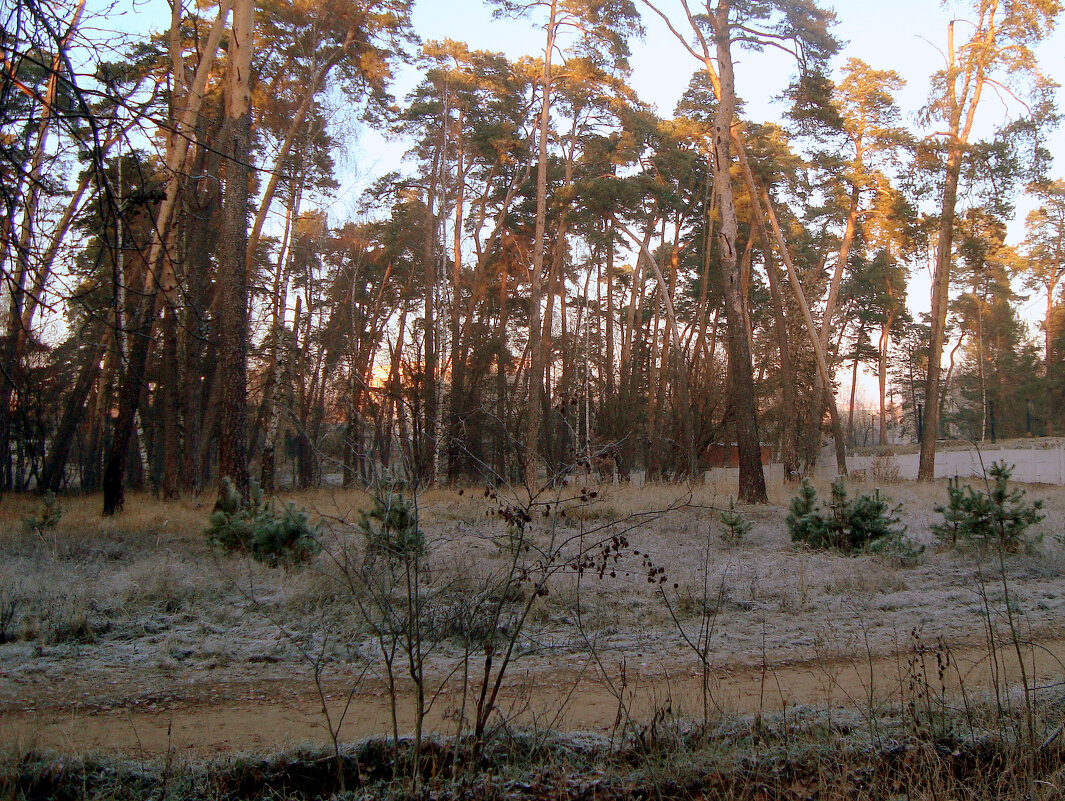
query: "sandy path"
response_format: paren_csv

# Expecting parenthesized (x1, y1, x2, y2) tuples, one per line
(4, 637, 1064, 756)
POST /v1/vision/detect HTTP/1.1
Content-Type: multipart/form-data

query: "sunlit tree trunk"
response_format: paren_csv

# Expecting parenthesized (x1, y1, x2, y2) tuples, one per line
(523, 1, 557, 488)
(756, 178, 847, 476)
(735, 145, 799, 480)
(708, 11, 767, 502)
(215, 0, 254, 498)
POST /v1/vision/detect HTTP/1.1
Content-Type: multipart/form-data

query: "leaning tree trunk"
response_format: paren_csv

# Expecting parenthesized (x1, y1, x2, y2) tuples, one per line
(41, 338, 104, 492)
(735, 143, 800, 480)
(802, 183, 860, 472)
(103, 290, 158, 514)
(756, 179, 847, 477)
(711, 21, 766, 503)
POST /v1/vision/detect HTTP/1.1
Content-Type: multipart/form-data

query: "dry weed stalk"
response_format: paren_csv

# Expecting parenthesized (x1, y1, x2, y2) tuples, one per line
(229, 474, 702, 788)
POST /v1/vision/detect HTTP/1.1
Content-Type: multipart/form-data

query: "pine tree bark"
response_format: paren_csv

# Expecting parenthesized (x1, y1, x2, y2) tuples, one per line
(523, 1, 557, 489)
(161, 306, 183, 498)
(605, 219, 616, 399)
(919, 144, 963, 479)
(918, 10, 1007, 478)
(215, 0, 253, 498)
(447, 123, 470, 481)
(103, 290, 158, 514)
(710, 16, 766, 503)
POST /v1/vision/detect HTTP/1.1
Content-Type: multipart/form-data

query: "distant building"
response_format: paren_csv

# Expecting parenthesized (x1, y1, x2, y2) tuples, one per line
(704, 444, 772, 468)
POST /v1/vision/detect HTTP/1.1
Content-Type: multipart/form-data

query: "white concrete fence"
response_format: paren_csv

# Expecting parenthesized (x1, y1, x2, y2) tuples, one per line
(702, 443, 1065, 488)
(837, 444, 1065, 484)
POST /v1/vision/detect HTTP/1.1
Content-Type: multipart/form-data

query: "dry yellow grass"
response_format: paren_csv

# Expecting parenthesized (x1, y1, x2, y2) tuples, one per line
(1, 491, 212, 547)
(1, 476, 1063, 755)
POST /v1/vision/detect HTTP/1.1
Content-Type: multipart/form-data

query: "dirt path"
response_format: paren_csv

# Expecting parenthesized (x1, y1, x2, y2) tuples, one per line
(4, 637, 1064, 756)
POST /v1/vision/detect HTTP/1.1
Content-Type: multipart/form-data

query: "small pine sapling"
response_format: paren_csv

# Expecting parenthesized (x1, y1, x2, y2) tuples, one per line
(823, 478, 852, 549)
(718, 497, 752, 545)
(933, 476, 967, 546)
(786, 479, 832, 548)
(206, 478, 321, 566)
(845, 487, 904, 551)
(358, 491, 425, 562)
(932, 462, 1044, 552)
(787, 478, 906, 555)
(23, 491, 62, 538)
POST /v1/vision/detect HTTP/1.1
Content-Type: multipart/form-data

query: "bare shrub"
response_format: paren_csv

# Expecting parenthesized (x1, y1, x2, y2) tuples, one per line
(22, 591, 109, 644)
(0, 589, 18, 643)
(871, 449, 901, 483)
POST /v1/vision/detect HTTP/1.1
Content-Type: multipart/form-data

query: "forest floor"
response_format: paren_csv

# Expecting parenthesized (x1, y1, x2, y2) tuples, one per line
(1, 475, 1065, 797)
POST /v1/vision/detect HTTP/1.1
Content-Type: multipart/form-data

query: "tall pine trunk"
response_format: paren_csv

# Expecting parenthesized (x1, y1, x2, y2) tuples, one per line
(710, 20, 766, 502)
(103, 288, 158, 514)
(523, 2, 557, 489)
(215, 0, 253, 498)
(919, 144, 962, 478)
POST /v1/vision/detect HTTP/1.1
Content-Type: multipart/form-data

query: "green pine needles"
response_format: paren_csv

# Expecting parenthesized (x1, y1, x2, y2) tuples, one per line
(932, 462, 1044, 552)
(718, 496, 752, 545)
(787, 477, 905, 555)
(205, 478, 321, 566)
(23, 491, 62, 538)
(358, 491, 425, 562)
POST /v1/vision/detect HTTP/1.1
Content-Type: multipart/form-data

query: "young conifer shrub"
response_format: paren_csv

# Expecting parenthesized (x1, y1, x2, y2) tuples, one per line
(787, 477, 905, 555)
(719, 496, 752, 545)
(932, 462, 1044, 552)
(786, 479, 830, 547)
(205, 478, 320, 566)
(22, 491, 62, 538)
(357, 491, 425, 562)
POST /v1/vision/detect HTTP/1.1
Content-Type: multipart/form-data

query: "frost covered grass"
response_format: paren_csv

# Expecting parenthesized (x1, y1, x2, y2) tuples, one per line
(0, 478, 1063, 777)
(1, 480, 1063, 640)
(2, 480, 1064, 662)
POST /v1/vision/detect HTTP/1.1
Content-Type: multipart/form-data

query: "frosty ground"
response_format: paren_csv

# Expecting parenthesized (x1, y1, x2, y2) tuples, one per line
(1, 476, 1064, 758)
